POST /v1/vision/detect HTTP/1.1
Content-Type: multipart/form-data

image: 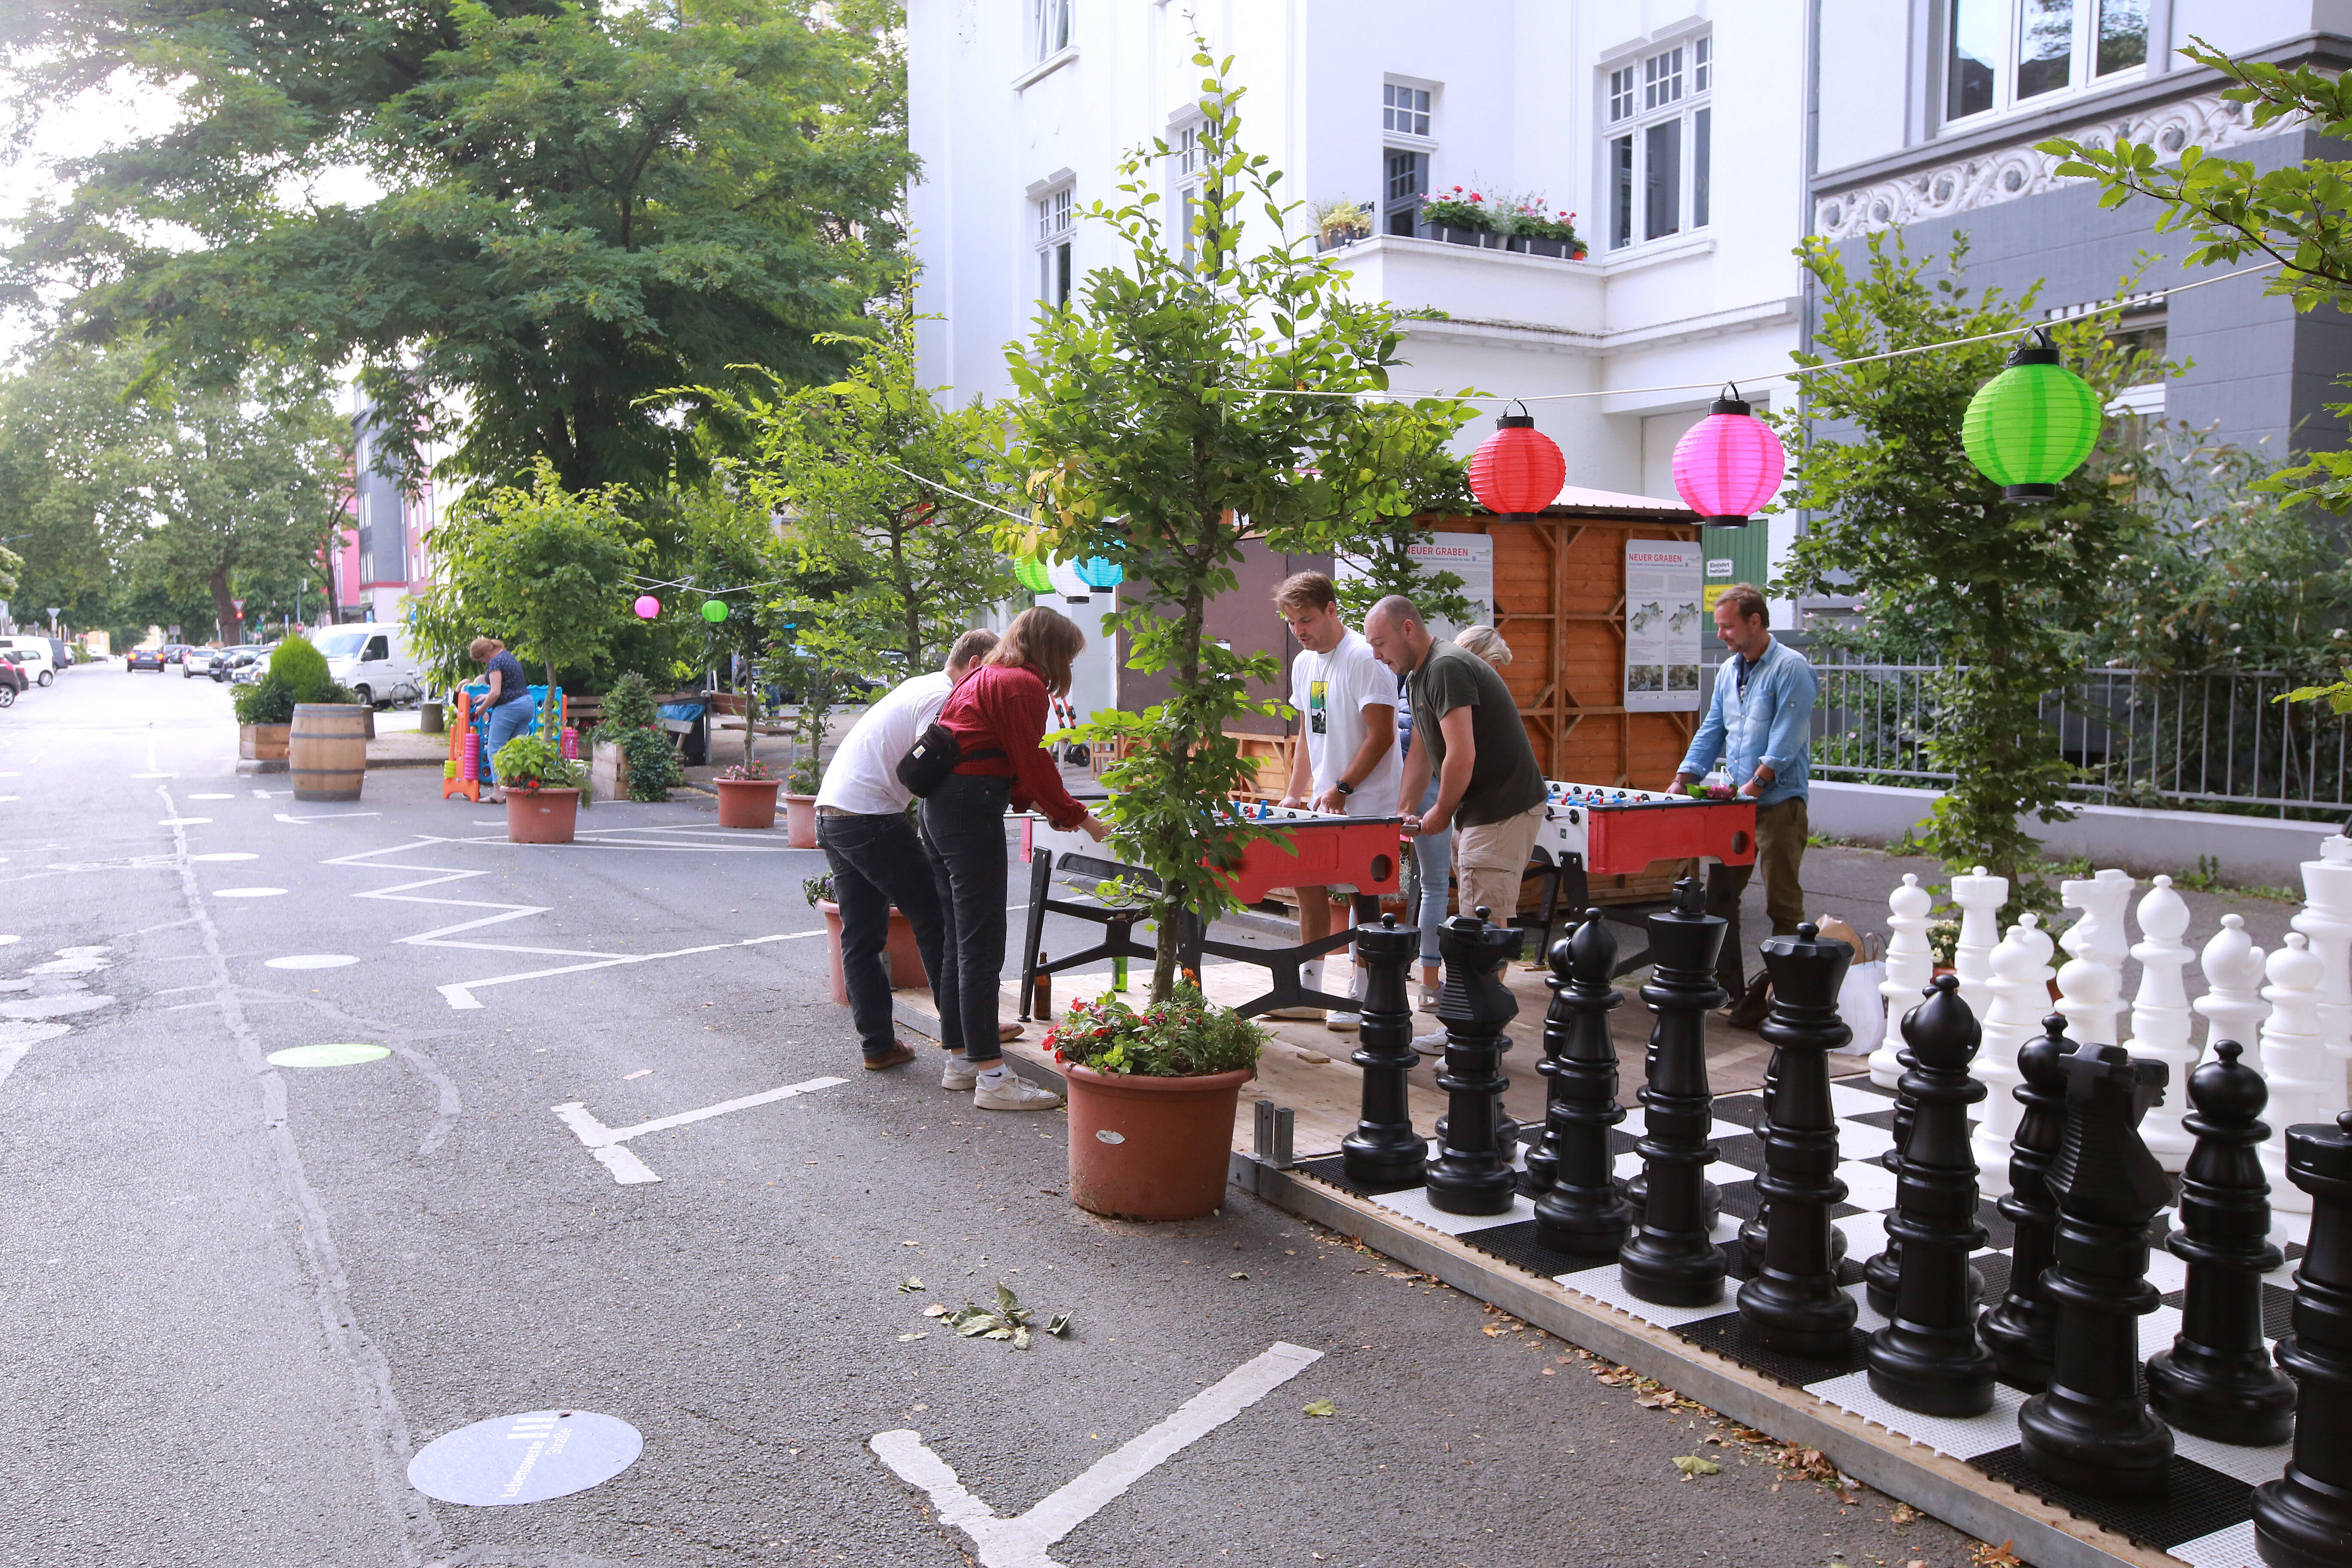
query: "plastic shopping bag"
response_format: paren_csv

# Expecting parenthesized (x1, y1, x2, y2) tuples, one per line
(1836, 959, 1887, 1057)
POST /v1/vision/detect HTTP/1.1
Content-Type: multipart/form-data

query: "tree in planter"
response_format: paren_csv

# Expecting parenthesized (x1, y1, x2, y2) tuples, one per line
(680, 488, 791, 774)
(1000, 47, 1474, 1002)
(1775, 232, 2171, 912)
(590, 671, 682, 802)
(758, 592, 888, 795)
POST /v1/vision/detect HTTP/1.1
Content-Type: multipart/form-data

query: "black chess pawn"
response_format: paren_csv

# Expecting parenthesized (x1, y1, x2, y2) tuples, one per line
(1737, 924, 1860, 1358)
(2145, 1041, 2297, 1448)
(1979, 1015, 2070, 1392)
(1532, 911, 1631, 1257)
(1866, 975, 1997, 1415)
(1424, 909, 1523, 1216)
(1863, 1017, 1920, 1315)
(1342, 914, 1427, 1188)
(2253, 1106, 2352, 1568)
(2018, 1039, 2175, 1501)
(1617, 878, 1729, 1307)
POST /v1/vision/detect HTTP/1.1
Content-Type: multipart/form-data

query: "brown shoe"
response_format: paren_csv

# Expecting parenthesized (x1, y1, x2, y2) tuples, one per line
(863, 1042, 918, 1071)
(1723, 972, 1772, 1031)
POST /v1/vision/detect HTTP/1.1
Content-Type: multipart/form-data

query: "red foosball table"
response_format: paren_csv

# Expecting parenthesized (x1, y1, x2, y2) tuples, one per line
(1531, 780, 1756, 970)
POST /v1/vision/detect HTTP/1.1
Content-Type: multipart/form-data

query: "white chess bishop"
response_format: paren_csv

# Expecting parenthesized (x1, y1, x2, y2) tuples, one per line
(2293, 833, 2352, 1125)
(1972, 910, 2057, 1196)
(2194, 912, 2271, 1074)
(2128, 875, 2200, 1171)
(1871, 873, 1936, 1087)
(2259, 931, 2330, 1213)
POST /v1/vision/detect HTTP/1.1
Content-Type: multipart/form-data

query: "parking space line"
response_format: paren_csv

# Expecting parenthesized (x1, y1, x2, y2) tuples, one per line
(552, 1075, 847, 1184)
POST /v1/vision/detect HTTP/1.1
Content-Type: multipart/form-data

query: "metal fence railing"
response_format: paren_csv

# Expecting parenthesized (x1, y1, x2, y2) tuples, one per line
(1807, 657, 2352, 818)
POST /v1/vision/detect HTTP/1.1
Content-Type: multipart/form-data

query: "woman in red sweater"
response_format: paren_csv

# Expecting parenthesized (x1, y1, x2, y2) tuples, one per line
(925, 607, 1109, 1111)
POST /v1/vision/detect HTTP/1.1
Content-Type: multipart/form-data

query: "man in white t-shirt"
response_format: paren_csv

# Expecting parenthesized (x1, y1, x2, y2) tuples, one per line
(815, 628, 999, 1072)
(1271, 572, 1400, 1031)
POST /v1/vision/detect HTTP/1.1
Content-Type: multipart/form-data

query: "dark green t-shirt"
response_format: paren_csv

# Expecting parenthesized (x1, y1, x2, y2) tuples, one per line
(1410, 639, 1547, 827)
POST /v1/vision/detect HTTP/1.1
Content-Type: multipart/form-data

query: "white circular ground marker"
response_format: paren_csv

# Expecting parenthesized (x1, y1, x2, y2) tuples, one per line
(265, 954, 358, 970)
(212, 887, 287, 898)
(158, 817, 211, 826)
(190, 852, 257, 862)
(407, 1411, 642, 1507)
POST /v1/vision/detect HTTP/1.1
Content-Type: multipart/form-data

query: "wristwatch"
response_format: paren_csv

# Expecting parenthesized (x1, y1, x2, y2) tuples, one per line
(1335, 780, 1355, 796)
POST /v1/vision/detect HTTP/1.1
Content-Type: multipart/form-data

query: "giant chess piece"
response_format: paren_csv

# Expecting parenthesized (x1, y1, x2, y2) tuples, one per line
(2055, 868, 2133, 1051)
(1737, 924, 1859, 1356)
(1342, 914, 1427, 1188)
(1979, 1015, 2072, 1391)
(1618, 877, 1730, 1307)
(2131, 876, 2202, 1171)
(2293, 833, 2352, 1127)
(2017, 1039, 2175, 1501)
(1532, 911, 1631, 1256)
(2262, 934, 2330, 1215)
(1424, 909, 1524, 1216)
(2195, 913, 2271, 1073)
(1972, 913, 2057, 1196)
(2253, 1106, 2352, 1568)
(1950, 864, 2009, 1018)
(1867, 975, 1997, 1415)
(2146, 1041, 2297, 1447)
(1871, 873, 1936, 1088)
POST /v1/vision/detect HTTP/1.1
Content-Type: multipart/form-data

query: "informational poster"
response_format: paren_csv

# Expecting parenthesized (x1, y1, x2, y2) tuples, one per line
(1333, 533, 1494, 641)
(1624, 539, 1704, 712)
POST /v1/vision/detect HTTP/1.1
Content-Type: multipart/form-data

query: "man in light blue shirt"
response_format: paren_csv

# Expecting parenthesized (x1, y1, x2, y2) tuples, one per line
(1672, 583, 1819, 1011)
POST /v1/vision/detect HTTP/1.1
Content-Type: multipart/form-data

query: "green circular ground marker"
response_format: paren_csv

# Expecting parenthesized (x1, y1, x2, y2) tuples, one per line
(267, 1043, 390, 1068)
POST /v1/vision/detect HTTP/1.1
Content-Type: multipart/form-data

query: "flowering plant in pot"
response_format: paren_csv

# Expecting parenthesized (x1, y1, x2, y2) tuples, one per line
(714, 757, 781, 830)
(493, 730, 585, 844)
(1417, 186, 1501, 246)
(1308, 196, 1372, 251)
(1047, 986, 1265, 1221)
(801, 870, 929, 1000)
(1500, 199, 1584, 258)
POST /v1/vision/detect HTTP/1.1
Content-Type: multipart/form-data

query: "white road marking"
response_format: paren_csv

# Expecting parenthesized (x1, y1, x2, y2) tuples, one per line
(0, 1022, 71, 1093)
(264, 954, 360, 969)
(188, 793, 234, 800)
(213, 887, 288, 898)
(190, 852, 258, 862)
(158, 817, 211, 826)
(275, 812, 381, 825)
(131, 772, 176, 779)
(551, 1075, 847, 1185)
(871, 1342, 1324, 1568)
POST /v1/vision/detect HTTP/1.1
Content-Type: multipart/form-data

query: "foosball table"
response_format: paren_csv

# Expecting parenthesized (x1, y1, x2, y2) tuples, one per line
(1529, 781, 1755, 969)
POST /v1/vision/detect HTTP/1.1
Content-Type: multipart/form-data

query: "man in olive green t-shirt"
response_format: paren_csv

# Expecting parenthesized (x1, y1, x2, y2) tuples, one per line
(1364, 594, 1548, 928)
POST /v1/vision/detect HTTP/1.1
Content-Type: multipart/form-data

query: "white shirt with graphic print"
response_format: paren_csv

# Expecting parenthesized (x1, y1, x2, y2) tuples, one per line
(1290, 628, 1400, 817)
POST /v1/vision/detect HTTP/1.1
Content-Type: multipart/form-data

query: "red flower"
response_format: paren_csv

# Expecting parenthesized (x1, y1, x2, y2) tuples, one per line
(1468, 191, 1482, 200)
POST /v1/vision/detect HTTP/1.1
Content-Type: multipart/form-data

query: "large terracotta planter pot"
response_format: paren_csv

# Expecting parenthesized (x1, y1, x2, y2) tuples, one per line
(815, 899, 931, 1003)
(239, 722, 291, 763)
(1063, 1061, 1255, 1222)
(288, 702, 367, 802)
(715, 777, 781, 830)
(506, 786, 580, 845)
(782, 792, 819, 848)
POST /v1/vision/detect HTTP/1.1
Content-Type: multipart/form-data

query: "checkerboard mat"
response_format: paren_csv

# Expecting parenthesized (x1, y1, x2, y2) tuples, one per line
(1296, 1079, 2307, 1564)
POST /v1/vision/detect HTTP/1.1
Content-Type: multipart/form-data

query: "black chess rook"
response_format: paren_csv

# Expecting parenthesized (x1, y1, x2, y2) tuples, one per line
(2017, 1033, 2174, 1501)
(2145, 1041, 2297, 1448)
(1424, 909, 1524, 1216)
(1865, 975, 1997, 1415)
(1341, 914, 1427, 1189)
(2253, 1107, 2352, 1568)
(1979, 1016, 2070, 1392)
(1618, 878, 1729, 1308)
(1532, 911, 1631, 1257)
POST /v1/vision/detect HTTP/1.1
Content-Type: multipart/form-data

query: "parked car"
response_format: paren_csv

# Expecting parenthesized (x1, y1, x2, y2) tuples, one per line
(0, 638, 55, 686)
(182, 646, 219, 678)
(162, 644, 190, 665)
(0, 660, 22, 706)
(43, 638, 72, 670)
(215, 641, 277, 682)
(127, 646, 167, 672)
(315, 625, 420, 707)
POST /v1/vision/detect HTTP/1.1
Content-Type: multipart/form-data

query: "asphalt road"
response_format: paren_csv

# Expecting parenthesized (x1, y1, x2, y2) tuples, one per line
(0, 665, 1982, 1568)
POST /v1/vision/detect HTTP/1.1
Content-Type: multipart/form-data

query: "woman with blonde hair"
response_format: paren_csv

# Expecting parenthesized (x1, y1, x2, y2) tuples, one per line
(469, 636, 534, 803)
(925, 606, 1110, 1110)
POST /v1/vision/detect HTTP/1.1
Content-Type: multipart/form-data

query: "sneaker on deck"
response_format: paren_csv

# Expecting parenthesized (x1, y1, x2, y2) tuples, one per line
(975, 1072, 1065, 1112)
(941, 1054, 977, 1091)
(1325, 1012, 1361, 1032)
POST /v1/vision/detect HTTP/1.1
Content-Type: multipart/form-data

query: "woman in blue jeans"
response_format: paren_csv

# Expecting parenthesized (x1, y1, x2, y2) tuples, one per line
(1395, 674, 1451, 1011)
(470, 637, 537, 802)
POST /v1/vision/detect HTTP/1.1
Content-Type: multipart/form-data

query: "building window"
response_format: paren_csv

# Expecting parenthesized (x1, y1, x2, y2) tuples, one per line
(1382, 83, 1429, 137)
(1946, 0, 2148, 125)
(1036, 185, 1072, 308)
(1380, 78, 1435, 237)
(1605, 37, 1712, 249)
(1030, 0, 1071, 63)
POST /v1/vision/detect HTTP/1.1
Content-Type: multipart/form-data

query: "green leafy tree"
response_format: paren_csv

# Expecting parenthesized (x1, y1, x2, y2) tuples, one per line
(678, 486, 790, 772)
(0, 344, 153, 634)
(4, 0, 912, 493)
(1776, 232, 2168, 910)
(1001, 47, 1474, 1002)
(1326, 401, 1476, 630)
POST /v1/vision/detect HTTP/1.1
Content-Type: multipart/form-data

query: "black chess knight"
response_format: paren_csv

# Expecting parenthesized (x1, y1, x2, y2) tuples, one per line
(1531, 912, 1631, 1256)
(1618, 878, 1729, 1308)
(1342, 915, 1427, 1188)
(1424, 910, 1524, 1216)
(2253, 1107, 2352, 1568)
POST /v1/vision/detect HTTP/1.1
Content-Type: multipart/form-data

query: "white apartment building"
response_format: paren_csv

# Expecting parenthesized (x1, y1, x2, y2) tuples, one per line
(906, 0, 1813, 602)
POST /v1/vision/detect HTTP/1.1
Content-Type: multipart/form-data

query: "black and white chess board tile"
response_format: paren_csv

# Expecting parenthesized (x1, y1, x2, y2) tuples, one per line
(1297, 1079, 2306, 1566)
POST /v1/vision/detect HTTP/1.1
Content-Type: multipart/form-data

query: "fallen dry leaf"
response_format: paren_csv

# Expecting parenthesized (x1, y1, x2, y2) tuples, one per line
(1968, 1541, 2023, 1568)
(897, 1277, 925, 1293)
(1302, 1399, 1336, 1418)
(1890, 1504, 1919, 1526)
(1671, 1455, 1720, 1478)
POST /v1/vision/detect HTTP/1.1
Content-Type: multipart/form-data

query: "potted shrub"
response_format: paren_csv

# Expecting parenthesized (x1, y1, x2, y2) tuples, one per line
(714, 757, 782, 829)
(232, 672, 297, 766)
(1047, 986, 1264, 1221)
(1308, 196, 1372, 251)
(1415, 186, 1502, 248)
(589, 671, 680, 803)
(1501, 199, 1585, 260)
(803, 871, 930, 1003)
(781, 756, 822, 848)
(493, 730, 586, 844)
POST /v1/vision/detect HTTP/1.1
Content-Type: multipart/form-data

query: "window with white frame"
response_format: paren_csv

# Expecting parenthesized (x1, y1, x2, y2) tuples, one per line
(1605, 36, 1711, 251)
(1945, 0, 2148, 124)
(1035, 184, 1073, 308)
(1030, 0, 1072, 64)
(1167, 120, 1208, 268)
(1380, 79, 1434, 236)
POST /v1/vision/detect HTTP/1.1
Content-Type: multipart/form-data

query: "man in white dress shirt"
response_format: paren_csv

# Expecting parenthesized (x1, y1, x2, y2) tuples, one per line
(1271, 572, 1400, 1031)
(814, 628, 998, 1071)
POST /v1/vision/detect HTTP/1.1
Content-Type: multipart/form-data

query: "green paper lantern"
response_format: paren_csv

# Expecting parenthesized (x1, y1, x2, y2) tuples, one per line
(1012, 555, 1052, 594)
(701, 599, 729, 623)
(1962, 331, 2101, 501)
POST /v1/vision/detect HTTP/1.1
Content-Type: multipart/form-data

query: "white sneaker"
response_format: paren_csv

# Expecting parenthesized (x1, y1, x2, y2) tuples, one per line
(1325, 1011, 1361, 1032)
(941, 1054, 977, 1091)
(1412, 1029, 1450, 1051)
(975, 1071, 1065, 1112)
(1416, 986, 1442, 1011)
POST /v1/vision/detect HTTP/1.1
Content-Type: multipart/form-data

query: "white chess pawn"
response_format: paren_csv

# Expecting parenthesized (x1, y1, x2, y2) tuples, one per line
(2055, 868, 2135, 1047)
(2292, 833, 2352, 1123)
(2260, 933, 2330, 1213)
(1972, 911, 2057, 1197)
(1871, 873, 1937, 1088)
(2194, 912, 2271, 1074)
(1950, 864, 2008, 1017)
(2128, 875, 2200, 1171)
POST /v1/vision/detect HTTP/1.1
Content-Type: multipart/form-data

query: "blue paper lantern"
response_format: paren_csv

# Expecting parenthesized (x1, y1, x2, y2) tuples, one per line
(1074, 556, 1124, 590)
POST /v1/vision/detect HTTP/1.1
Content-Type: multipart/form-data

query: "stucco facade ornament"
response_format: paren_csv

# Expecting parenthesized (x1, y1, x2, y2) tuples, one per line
(1815, 90, 2280, 241)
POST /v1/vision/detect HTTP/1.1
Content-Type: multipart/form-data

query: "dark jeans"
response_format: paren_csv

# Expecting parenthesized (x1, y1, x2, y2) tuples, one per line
(1705, 795, 1810, 996)
(818, 810, 960, 1060)
(921, 772, 1015, 1065)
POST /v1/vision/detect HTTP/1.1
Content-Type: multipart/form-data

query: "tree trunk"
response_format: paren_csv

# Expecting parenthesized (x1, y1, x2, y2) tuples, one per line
(1148, 575, 1213, 1006)
(208, 564, 239, 646)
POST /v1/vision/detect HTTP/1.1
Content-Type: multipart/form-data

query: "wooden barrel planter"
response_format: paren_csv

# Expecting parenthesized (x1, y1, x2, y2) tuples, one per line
(288, 703, 368, 802)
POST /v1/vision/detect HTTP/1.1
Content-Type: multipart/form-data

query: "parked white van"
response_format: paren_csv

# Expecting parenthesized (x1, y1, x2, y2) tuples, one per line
(314, 625, 420, 707)
(0, 637, 57, 686)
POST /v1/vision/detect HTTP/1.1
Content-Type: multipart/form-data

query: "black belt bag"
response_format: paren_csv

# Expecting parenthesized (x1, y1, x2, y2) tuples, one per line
(897, 723, 1002, 798)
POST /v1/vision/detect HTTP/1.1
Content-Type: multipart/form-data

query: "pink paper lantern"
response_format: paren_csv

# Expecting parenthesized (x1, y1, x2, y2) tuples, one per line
(1671, 391, 1786, 528)
(633, 594, 661, 619)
